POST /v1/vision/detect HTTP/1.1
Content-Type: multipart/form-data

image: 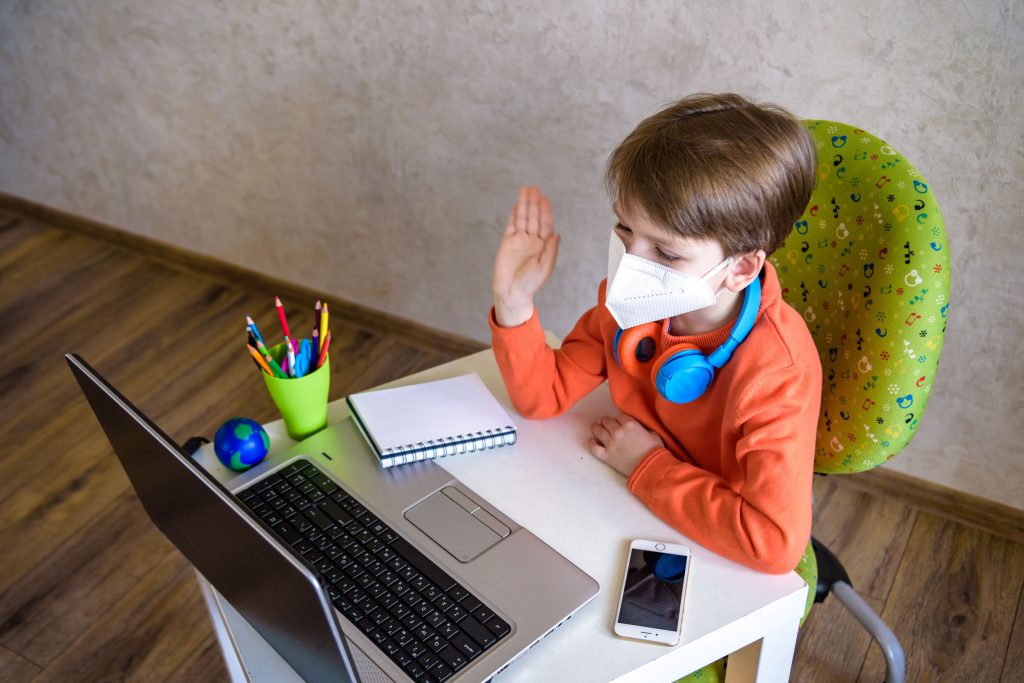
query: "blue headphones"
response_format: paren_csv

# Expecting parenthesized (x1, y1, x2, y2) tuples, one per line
(612, 274, 762, 403)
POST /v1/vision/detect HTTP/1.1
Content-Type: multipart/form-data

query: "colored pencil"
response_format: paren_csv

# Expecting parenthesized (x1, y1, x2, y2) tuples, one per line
(316, 330, 331, 368)
(246, 344, 273, 375)
(275, 296, 291, 338)
(299, 338, 312, 377)
(246, 315, 265, 345)
(254, 338, 288, 378)
(314, 300, 322, 345)
(246, 352, 264, 373)
(319, 302, 329, 353)
(285, 335, 297, 377)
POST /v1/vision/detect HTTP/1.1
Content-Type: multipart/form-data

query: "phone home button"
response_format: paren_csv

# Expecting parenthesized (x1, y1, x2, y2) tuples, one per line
(655, 543, 665, 551)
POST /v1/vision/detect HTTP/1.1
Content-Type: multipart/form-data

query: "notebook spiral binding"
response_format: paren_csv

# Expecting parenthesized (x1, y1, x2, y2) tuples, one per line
(380, 426, 517, 468)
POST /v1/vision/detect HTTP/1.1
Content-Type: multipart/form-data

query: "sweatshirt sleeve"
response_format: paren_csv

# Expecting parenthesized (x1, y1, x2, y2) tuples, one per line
(488, 288, 608, 419)
(626, 361, 820, 574)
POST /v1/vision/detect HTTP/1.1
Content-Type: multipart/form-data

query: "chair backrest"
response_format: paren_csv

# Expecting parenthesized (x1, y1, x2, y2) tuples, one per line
(770, 120, 950, 474)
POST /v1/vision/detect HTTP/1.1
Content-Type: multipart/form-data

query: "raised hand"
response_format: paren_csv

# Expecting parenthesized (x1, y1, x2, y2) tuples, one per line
(492, 186, 560, 327)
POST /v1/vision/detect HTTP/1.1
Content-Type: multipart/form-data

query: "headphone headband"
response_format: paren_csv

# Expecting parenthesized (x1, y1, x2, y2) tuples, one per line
(707, 273, 761, 368)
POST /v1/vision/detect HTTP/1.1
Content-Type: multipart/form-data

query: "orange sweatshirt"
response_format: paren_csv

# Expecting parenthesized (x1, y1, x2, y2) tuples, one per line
(489, 262, 821, 574)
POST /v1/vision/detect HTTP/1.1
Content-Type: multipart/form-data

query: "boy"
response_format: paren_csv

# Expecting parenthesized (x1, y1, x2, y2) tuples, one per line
(489, 93, 821, 574)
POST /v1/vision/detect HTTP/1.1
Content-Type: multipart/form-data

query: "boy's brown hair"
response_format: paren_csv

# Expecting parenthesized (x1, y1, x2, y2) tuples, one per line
(604, 93, 816, 257)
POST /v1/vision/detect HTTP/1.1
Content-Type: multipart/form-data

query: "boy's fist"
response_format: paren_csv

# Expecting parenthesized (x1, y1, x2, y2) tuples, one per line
(492, 186, 560, 327)
(588, 414, 665, 477)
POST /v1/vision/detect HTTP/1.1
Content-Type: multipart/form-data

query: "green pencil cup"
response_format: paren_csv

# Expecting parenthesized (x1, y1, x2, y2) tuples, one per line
(262, 342, 330, 440)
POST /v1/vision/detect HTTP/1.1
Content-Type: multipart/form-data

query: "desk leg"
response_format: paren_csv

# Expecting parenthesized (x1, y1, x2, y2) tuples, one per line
(723, 619, 799, 683)
(196, 572, 251, 683)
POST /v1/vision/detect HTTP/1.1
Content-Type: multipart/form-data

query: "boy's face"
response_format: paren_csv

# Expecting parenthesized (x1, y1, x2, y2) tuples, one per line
(612, 201, 728, 281)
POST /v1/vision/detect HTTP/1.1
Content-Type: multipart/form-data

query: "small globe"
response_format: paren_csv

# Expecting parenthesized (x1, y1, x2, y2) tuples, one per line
(214, 417, 270, 471)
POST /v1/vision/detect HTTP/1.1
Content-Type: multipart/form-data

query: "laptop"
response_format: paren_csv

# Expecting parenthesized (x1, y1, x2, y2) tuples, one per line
(66, 353, 599, 683)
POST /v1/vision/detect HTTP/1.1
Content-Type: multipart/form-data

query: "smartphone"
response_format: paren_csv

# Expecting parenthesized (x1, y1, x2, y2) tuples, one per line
(613, 539, 691, 646)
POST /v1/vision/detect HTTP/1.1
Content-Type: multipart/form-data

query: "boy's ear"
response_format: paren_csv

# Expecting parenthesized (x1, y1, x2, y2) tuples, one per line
(725, 249, 766, 292)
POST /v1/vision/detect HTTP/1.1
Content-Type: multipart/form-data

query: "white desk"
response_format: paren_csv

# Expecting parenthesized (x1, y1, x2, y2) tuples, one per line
(193, 342, 807, 682)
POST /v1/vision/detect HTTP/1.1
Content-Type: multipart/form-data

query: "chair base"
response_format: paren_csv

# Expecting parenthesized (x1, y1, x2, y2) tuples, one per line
(812, 537, 905, 683)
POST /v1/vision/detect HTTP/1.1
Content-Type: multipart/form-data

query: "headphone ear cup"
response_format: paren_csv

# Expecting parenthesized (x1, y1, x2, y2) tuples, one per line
(654, 346, 715, 403)
(614, 323, 661, 379)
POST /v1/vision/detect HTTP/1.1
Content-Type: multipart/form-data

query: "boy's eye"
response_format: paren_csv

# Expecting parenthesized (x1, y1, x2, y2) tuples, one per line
(614, 222, 632, 234)
(655, 246, 680, 262)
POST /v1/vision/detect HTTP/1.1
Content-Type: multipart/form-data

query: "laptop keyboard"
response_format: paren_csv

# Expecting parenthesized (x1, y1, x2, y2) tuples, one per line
(237, 459, 512, 682)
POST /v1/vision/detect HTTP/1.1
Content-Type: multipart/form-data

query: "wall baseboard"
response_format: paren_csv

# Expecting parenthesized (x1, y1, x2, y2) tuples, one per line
(826, 466, 1024, 545)
(3, 191, 1021, 544)
(0, 192, 487, 359)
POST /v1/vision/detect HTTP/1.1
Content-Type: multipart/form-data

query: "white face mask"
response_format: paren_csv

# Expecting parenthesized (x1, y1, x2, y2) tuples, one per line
(606, 231, 733, 329)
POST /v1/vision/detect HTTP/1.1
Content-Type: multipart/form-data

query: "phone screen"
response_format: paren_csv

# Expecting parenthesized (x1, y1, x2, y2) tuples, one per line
(616, 548, 687, 631)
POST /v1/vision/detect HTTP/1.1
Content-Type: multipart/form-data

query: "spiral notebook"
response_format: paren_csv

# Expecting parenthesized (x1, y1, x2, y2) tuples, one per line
(345, 373, 518, 468)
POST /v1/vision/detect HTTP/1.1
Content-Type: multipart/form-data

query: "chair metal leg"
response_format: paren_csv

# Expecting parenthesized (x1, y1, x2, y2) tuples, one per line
(831, 581, 905, 683)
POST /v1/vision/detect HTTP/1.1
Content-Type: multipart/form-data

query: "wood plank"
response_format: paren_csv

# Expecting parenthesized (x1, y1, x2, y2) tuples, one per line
(0, 272, 252, 595)
(808, 475, 917, 602)
(790, 476, 918, 680)
(0, 644, 40, 683)
(167, 639, 229, 683)
(0, 192, 485, 359)
(1001, 585, 1024, 681)
(858, 513, 1024, 681)
(0, 490, 181, 665)
(0, 211, 32, 254)
(843, 466, 1024, 545)
(27, 556, 216, 682)
(0, 233, 138, 353)
(793, 591, 887, 683)
(0, 218, 65, 275)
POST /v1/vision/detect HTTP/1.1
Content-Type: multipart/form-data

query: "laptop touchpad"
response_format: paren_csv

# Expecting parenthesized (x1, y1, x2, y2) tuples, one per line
(404, 487, 510, 562)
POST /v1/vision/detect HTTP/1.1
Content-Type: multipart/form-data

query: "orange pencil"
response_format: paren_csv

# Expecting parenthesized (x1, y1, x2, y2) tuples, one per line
(316, 330, 331, 368)
(246, 344, 273, 375)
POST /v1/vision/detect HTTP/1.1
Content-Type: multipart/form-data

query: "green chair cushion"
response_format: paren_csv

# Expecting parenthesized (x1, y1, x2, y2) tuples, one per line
(771, 120, 951, 474)
(675, 658, 727, 683)
(795, 538, 817, 626)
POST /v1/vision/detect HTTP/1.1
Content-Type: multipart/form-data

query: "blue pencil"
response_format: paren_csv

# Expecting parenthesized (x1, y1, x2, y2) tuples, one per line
(246, 315, 266, 346)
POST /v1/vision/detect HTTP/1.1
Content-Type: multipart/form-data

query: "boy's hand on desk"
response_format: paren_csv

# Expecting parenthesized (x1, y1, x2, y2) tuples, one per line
(588, 414, 665, 477)
(493, 186, 560, 327)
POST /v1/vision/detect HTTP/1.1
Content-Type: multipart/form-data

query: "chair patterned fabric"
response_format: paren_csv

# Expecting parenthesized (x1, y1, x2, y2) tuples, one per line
(677, 119, 947, 682)
(770, 120, 951, 474)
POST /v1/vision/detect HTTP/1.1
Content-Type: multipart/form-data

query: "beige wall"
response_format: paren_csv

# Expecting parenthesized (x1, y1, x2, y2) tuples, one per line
(2, 1, 1022, 510)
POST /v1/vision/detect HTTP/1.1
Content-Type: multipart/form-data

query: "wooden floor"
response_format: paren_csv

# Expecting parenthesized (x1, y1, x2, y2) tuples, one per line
(1, 208, 1022, 682)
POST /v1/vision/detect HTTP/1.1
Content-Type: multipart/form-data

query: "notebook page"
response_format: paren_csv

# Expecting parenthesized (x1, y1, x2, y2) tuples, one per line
(348, 373, 515, 452)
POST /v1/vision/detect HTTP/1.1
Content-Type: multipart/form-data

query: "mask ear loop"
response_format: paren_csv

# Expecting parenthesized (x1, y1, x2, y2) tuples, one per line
(701, 255, 735, 294)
